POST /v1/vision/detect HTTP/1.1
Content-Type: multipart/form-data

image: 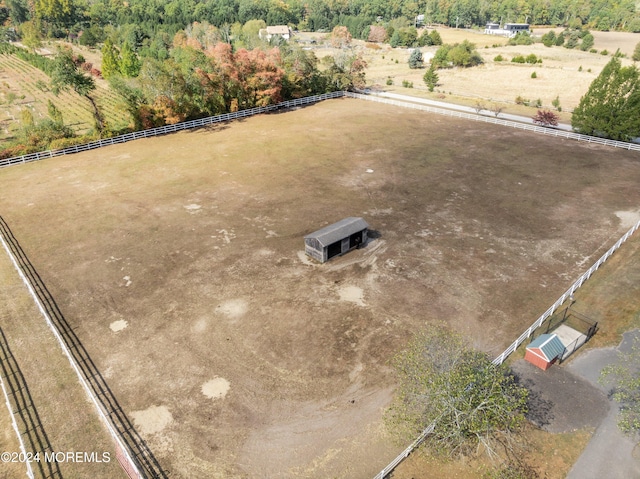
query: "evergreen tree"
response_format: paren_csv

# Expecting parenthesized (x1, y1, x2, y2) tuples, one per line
(580, 33, 594, 51)
(572, 57, 640, 141)
(541, 30, 556, 47)
(101, 38, 121, 80)
(429, 30, 442, 46)
(633, 41, 640, 62)
(423, 65, 438, 91)
(408, 49, 423, 69)
(120, 42, 141, 77)
(47, 99, 64, 125)
(417, 30, 433, 46)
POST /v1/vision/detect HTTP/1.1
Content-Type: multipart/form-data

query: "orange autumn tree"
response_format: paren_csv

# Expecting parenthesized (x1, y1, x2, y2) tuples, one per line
(204, 43, 284, 111)
(233, 48, 284, 107)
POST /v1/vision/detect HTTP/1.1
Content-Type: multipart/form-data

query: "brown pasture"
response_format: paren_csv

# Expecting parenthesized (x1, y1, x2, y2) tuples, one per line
(0, 98, 640, 478)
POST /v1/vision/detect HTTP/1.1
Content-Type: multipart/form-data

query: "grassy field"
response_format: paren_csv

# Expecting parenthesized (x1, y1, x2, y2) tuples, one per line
(302, 28, 639, 118)
(0, 97, 639, 478)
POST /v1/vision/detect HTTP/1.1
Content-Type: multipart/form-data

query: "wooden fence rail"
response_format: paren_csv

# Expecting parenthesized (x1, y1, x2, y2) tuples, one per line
(0, 91, 346, 169)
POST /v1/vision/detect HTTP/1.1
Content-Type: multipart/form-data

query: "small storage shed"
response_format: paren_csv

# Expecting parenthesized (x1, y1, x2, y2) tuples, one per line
(304, 217, 369, 263)
(524, 334, 566, 370)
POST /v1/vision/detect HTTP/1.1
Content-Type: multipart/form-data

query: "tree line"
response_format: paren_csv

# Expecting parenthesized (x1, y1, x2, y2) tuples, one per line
(0, 20, 367, 158)
(2, 0, 640, 49)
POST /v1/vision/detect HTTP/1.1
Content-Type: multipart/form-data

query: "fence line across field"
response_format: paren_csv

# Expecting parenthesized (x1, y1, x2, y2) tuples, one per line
(345, 92, 640, 152)
(0, 349, 34, 479)
(0, 91, 345, 168)
(0, 218, 150, 479)
(373, 218, 640, 479)
(2, 89, 640, 169)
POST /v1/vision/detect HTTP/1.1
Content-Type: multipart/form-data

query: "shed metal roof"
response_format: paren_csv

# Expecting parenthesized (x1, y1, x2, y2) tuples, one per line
(527, 334, 565, 361)
(304, 217, 369, 247)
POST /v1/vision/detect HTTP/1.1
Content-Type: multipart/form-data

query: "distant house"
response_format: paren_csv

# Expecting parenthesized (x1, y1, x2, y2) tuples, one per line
(524, 334, 565, 370)
(304, 217, 369, 263)
(484, 23, 529, 38)
(259, 25, 292, 42)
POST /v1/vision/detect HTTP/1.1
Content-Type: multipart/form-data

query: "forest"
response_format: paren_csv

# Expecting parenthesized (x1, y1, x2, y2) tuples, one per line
(1, 0, 640, 47)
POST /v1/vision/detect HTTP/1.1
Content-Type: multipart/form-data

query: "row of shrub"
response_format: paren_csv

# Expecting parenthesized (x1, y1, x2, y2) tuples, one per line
(0, 42, 54, 75)
(494, 53, 541, 64)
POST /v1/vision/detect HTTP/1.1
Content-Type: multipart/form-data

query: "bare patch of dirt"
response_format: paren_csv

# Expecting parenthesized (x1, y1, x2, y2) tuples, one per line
(201, 378, 231, 400)
(131, 405, 174, 436)
(109, 319, 128, 332)
(615, 209, 640, 229)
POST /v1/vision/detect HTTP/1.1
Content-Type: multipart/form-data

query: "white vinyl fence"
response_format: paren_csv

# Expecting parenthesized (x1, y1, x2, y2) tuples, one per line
(373, 218, 640, 479)
(492, 217, 640, 365)
(344, 92, 640, 152)
(0, 221, 145, 479)
(0, 363, 34, 479)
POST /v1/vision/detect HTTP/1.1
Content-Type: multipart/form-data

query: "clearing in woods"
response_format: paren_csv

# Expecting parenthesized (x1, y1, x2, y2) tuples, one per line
(0, 98, 640, 478)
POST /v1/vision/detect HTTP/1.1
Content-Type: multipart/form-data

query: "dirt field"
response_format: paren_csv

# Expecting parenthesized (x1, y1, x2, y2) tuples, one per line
(1, 98, 640, 478)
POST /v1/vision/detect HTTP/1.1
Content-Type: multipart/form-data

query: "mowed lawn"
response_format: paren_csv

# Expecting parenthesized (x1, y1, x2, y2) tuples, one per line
(0, 98, 639, 478)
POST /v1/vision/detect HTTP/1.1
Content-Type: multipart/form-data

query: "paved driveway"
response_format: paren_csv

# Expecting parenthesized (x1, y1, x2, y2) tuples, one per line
(513, 331, 640, 479)
(566, 331, 640, 479)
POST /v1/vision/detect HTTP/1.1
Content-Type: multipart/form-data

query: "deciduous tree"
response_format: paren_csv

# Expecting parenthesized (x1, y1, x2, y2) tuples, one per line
(532, 109, 559, 126)
(367, 25, 387, 43)
(331, 25, 352, 48)
(35, 0, 75, 28)
(322, 51, 366, 91)
(50, 46, 105, 134)
(385, 325, 528, 459)
(20, 21, 42, 52)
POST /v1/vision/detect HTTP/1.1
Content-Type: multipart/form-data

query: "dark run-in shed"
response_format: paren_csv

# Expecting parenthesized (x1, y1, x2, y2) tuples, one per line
(304, 217, 369, 263)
